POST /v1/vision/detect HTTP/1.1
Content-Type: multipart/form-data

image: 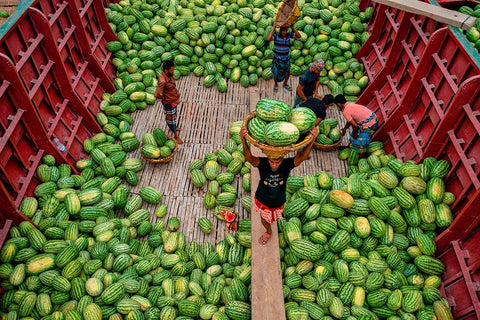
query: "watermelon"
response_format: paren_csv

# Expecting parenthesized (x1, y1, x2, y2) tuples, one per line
(264, 121, 300, 146)
(290, 107, 317, 134)
(248, 117, 267, 143)
(256, 98, 292, 122)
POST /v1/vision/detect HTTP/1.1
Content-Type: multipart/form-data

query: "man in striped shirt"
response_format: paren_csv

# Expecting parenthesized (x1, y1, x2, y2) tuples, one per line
(267, 23, 301, 92)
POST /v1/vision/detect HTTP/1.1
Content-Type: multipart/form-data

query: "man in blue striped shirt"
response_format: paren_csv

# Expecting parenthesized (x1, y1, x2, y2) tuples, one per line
(267, 23, 301, 92)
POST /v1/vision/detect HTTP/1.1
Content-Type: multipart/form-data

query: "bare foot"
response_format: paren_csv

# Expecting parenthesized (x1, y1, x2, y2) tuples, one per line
(259, 232, 271, 245)
(173, 132, 183, 145)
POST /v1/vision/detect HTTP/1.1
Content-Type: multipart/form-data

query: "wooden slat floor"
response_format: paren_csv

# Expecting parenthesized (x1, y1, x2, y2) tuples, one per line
(248, 87, 286, 320)
(130, 74, 348, 245)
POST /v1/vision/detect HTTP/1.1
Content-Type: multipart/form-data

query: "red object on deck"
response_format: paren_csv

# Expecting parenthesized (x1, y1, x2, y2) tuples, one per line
(436, 226, 480, 319)
(0, 8, 101, 168)
(428, 76, 480, 250)
(356, 4, 411, 83)
(0, 53, 70, 206)
(357, 12, 442, 128)
(376, 27, 480, 162)
(72, 0, 117, 79)
(357, 3, 480, 317)
(0, 0, 116, 248)
(34, 0, 115, 117)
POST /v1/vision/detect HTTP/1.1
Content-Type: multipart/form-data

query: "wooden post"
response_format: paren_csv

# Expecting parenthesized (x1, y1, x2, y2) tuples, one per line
(249, 87, 287, 320)
(373, 0, 476, 30)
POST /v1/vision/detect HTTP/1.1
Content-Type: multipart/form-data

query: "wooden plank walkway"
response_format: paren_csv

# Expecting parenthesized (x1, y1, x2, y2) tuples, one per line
(129, 74, 348, 246)
(249, 87, 286, 320)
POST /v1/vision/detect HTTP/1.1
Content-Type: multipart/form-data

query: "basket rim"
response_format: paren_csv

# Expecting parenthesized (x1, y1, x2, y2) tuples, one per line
(275, 0, 300, 26)
(242, 111, 315, 158)
(141, 137, 178, 163)
(313, 138, 343, 151)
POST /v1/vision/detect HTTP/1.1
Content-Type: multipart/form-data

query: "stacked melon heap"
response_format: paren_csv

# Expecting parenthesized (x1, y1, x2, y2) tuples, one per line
(337, 140, 384, 166)
(316, 118, 342, 145)
(104, 0, 372, 97)
(7, 141, 456, 320)
(94, 0, 374, 179)
(276, 142, 455, 319)
(189, 122, 252, 224)
(141, 128, 177, 160)
(79, 132, 142, 187)
(248, 98, 317, 147)
(10, 151, 255, 320)
(459, 5, 480, 51)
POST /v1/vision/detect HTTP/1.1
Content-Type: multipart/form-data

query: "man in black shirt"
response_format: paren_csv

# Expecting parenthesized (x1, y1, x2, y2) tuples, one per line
(299, 94, 334, 126)
(240, 126, 318, 245)
(294, 58, 325, 107)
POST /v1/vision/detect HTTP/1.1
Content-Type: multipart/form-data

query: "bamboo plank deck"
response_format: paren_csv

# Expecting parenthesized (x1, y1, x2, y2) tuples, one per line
(130, 74, 348, 246)
(0, 2, 17, 27)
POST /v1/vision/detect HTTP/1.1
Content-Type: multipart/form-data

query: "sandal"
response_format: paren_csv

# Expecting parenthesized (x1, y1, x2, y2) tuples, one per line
(259, 232, 272, 245)
(273, 86, 278, 93)
(283, 84, 292, 91)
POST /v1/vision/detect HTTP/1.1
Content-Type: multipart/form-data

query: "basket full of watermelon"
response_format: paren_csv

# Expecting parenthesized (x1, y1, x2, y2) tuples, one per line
(313, 118, 344, 151)
(242, 98, 317, 159)
(141, 128, 178, 163)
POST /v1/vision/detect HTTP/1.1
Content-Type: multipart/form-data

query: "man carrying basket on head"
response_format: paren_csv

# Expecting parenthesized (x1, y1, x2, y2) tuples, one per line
(267, 22, 301, 93)
(239, 126, 318, 245)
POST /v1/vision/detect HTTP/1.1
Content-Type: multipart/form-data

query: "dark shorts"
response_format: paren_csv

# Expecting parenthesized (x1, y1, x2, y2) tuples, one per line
(162, 102, 177, 115)
(350, 119, 379, 153)
(272, 56, 291, 83)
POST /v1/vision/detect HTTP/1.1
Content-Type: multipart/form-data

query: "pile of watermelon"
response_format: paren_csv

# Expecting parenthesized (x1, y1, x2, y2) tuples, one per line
(459, 5, 480, 51)
(104, 0, 372, 97)
(248, 98, 317, 147)
(189, 121, 252, 222)
(5, 136, 457, 320)
(141, 128, 177, 160)
(78, 132, 142, 186)
(275, 141, 455, 319)
(10, 149, 255, 319)
(316, 118, 342, 145)
(337, 140, 384, 166)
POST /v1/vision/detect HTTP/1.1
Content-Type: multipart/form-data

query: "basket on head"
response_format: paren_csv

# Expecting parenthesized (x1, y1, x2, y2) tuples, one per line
(274, 0, 301, 27)
(242, 111, 314, 159)
(141, 137, 178, 163)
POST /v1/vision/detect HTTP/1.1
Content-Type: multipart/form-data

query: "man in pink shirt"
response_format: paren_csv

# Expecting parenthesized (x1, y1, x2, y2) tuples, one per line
(334, 94, 378, 155)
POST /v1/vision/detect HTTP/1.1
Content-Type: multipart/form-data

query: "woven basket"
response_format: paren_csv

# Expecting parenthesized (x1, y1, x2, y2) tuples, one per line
(313, 138, 343, 152)
(141, 139, 178, 164)
(242, 111, 314, 159)
(274, 0, 301, 27)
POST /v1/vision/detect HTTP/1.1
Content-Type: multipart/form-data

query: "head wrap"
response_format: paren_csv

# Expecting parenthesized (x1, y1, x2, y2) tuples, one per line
(311, 59, 325, 72)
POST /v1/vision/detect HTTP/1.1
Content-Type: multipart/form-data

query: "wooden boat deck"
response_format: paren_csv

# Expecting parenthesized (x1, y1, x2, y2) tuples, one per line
(130, 74, 349, 320)
(130, 74, 349, 245)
